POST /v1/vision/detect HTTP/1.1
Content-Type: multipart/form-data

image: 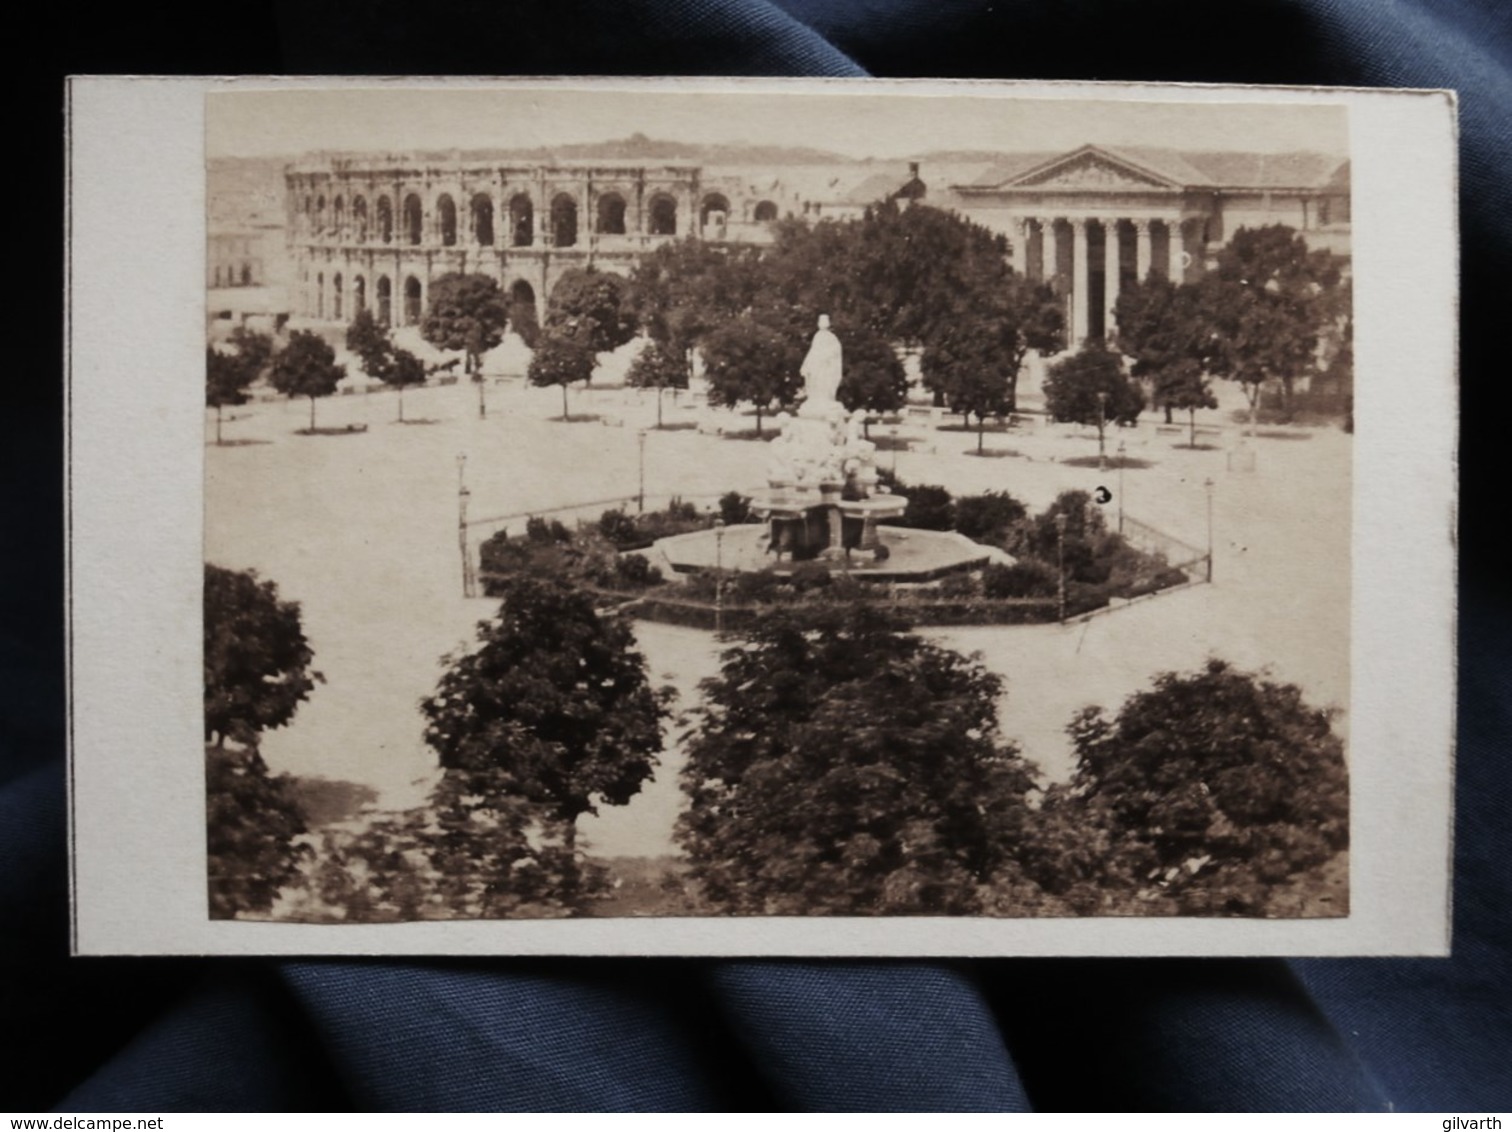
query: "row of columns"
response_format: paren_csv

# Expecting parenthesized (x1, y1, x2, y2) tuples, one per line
(1010, 216, 1190, 346)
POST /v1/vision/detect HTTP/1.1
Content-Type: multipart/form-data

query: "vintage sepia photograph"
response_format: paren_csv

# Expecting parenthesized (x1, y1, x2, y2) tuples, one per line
(200, 83, 1359, 926)
(64, 76, 1458, 955)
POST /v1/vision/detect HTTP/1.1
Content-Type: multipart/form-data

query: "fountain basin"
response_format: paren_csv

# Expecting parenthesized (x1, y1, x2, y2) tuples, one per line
(654, 524, 992, 583)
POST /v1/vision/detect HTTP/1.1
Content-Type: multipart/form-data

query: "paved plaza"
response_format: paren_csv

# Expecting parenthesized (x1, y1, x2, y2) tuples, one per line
(206, 356, 1351, 858)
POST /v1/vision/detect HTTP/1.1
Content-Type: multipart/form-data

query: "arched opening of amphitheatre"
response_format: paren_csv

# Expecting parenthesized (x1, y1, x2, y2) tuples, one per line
(596, 193, 626, 235)
(403, 276, 422, 325)
(352, 196, 368, 242)
(509, 279, 538, 335)
(353, 275, 365, 316)
(315, 196, 326, 235)
(403, 195, 423, 246)
(315, 272, 324, 319)
(332, 197, 345, 239)
(753, 199, 779, 222)
(437, 194, 458, 247)
(551, 194, 578, 248)
(332, 273, 344, 321)
(509, 194, 533, 247)
(700, 193, 730, 236)
(376, 276, 392, 327)
(648, 194, 677, 236)
(376, 196, 393, 244)
(472, 195, 494, 246)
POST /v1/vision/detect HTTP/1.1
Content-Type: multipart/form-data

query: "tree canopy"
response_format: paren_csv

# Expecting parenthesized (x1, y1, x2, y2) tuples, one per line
(700, 315, 804, 435)
(420, 273, 509, 375)
(627, 203, 1062, 424)
(206, 328, 275, 444)
(833, 317, 909, 423)
(677, 600, 1038, 915)
(527, 333, 596, 419)
(204, 563, 322, 747)
(346, 309, 426, 420)
(1045, 658, 1349, 915)
(344, 307, 390, 376)
(625, 338, 688, 428)
(1195, 224, 1343, 421)
(1042, 342, 1145, 451)
(206, 744, 310, 918)
(269, 330, 345, 430)
(544, 267, 639, 360)
(420, 576, 670, 881)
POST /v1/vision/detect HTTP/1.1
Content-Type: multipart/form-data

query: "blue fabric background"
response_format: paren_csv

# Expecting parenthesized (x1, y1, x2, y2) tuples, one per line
(9, 0, 1509, 1111)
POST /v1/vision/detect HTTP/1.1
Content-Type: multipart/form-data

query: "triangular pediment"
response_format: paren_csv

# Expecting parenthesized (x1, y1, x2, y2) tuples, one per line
(1002, 146, 1179, 191)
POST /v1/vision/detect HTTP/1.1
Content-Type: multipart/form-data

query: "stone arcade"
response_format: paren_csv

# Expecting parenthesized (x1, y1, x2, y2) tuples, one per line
(278, 144, 1349, 340)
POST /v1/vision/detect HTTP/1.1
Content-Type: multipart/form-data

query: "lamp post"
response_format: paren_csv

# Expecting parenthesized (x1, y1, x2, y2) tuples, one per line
(1116, 440, 1126, 534)
(457, 453, 475, 598)
(637, 428, 648, 514)
(476, 372, 486, 420)
(1055, 512, 1067, 623)
(889, 425, 899, 474)
(1204, 477, 1214, 583)
(714, 519, 726, 635)
(1097, 389, 1109, 472)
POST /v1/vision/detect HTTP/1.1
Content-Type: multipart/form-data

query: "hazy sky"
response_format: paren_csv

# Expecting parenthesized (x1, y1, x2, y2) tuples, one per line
(207, 81, 1349, 161)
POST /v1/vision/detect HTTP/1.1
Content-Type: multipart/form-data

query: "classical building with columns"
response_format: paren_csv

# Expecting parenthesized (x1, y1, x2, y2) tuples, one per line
(279, 145, 1349, 340)
(945, 145, 1351, 346)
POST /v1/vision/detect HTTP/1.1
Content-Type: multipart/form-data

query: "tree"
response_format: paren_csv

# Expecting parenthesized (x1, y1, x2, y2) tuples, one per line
(834, 319, 909, 432)
(344, 307, 390, 376)
(1158, 360, 1220, 448)
(347, 310, 427, 422)
(203, 562, 321, 918)
(677, 601, 1038, 915)
(228, 326, 274, 379)
(527, 332, 596, 419)
(1053, 658, 1349, 915)
(1113, 275, 1205, 426)
(631, 237, 760, 384)
(206, 743, 311, 918)
(544, 267, 638, 373)
(700, 316, 804, 436)
(625, 338, 687, 428)
(1042, 342, 1145, 455)
(303, 768, 591, 921)
(204, 564, 323, 747)
(206, 347, 251, 446)
(1195, 224, 1343, 424)
(420, 273, 509, 376)
(920, 313, 1019, 454)
(269, 330, 345, 431)
(380, 346, 428, 422)
(420, 576, 670, 895)
(206, 328, 274, 445)
(966, 273, 1064, 416)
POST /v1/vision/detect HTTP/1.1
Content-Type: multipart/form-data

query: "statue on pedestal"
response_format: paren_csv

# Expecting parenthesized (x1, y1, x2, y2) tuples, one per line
(798, 314, 843, 418)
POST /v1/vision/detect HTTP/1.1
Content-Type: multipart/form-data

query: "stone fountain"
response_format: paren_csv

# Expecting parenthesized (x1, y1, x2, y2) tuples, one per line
(750, 315, 908, 562)
(653, 316, 988, 582)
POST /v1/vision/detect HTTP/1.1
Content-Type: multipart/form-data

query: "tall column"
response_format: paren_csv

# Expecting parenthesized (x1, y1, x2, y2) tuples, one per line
(1009, 217, 1027, 276)
(1035, 219, 1050, 283)
(1134, 219, 1151, 283)
(1071, 218, 1090, 347)
(1167, 219, 1184, 281)
(1104, 219, 1121, 340)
